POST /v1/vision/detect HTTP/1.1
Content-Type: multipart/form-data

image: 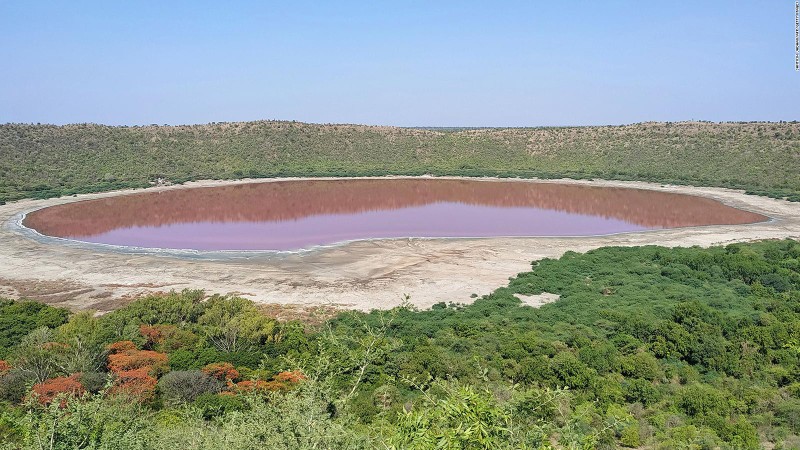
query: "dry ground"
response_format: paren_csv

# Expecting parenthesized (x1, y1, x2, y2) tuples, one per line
(2, 176, 799, 313)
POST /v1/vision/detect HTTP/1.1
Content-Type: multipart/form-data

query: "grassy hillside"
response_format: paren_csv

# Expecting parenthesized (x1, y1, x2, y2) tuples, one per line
(1, 120, 799, 203)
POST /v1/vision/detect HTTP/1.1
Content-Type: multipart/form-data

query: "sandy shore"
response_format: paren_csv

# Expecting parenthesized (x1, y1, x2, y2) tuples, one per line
(2, 176, 799, 313)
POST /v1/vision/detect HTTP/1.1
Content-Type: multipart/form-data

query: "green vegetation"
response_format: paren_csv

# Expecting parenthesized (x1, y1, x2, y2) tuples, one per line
(1, 240, 800, 448)
(1, 120, 799, 203)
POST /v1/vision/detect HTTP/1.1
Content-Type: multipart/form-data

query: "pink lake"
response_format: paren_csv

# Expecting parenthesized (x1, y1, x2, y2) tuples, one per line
(23, 179, 767, 251)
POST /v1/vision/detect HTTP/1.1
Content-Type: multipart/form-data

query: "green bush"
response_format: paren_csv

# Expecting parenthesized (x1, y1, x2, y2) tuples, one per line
(677, 384, 730, 418)
(622, 378, 661, 406)
(79, 372, 109, 394)
(0, 370, 31, 404)
(192, 393, 247, 420)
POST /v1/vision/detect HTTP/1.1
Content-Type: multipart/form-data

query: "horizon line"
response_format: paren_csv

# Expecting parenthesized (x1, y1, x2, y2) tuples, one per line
(2, 118, 799, 130)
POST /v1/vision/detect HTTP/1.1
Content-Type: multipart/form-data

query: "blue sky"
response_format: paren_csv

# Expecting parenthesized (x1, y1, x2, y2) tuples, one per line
(0, 1, 797, 126)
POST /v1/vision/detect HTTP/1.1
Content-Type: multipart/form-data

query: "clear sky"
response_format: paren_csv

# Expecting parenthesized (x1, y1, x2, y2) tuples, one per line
(1, 1, 797, 126)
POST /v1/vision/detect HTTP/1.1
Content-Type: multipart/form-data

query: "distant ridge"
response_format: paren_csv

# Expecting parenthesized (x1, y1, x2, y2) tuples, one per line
(1, 120, 798, 203)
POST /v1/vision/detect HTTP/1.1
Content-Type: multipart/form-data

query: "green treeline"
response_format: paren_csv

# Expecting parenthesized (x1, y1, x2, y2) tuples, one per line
(1, 121, 799, 204)
(1, 240, 799, 448)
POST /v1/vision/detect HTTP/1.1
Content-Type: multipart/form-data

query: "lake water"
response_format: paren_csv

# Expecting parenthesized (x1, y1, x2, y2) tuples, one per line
(23, 179, 767, 251)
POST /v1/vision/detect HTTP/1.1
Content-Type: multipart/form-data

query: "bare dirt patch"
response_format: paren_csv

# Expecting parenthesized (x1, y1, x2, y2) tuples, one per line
(0, 277, 91, 303)
(514, 292, 560, 308)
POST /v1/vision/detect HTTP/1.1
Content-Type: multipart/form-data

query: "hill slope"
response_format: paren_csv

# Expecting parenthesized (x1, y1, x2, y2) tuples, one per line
(1, 121, 799, 203)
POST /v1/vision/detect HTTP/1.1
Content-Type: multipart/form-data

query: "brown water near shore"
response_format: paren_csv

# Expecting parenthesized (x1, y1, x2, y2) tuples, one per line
(23, 179, 767, 251)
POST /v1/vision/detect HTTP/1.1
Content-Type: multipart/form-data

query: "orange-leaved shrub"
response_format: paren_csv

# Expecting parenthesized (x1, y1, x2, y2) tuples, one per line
(202, 362, 240, 382)
(106, 340, 137, 354)
(31, 373, 84, 405)
(229, 379, 271, 393)
(105, 340, 168, 402)
(273, 370, 307, 384)
(139, 324, 166, 348)
(106, 341, 168, 376)
(109, 367, 157, 402)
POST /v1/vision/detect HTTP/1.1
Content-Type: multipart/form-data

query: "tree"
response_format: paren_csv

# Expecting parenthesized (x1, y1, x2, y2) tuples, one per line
(54, 312, 108, 374)
(390, 382, 511, 450)
(139, 324, 198, 352)
(622, 378, 660, 406)
(620, 352, 662, 380)
(0, 300, 68, 358)
(106, 340, 136, 353)
(198, 296, 280, 352)
(11, 327, 59, 383)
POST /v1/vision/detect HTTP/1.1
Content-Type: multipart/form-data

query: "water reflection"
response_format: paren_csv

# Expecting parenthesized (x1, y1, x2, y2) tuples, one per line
(24, 179, 766, 251)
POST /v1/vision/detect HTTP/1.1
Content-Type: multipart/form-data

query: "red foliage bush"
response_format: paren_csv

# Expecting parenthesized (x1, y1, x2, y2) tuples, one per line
(273, 370, 307, 384)
(202, 362, 240, 382)
(106, 340, 137, 354)
(104, 340, 166, 402)
(230, 379, 271, 393)
(0, 360, 10, 375)
(139, 325, 165, 348)
(108, 349, 168, 376)
(110, 367, 158, 402)
(31, 374, 84, 405)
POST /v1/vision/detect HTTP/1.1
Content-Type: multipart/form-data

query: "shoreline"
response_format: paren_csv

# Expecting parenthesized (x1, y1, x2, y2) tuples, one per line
(1, 176, 799, 313)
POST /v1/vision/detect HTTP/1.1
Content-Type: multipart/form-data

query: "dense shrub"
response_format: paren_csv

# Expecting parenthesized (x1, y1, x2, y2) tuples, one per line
(157, 370, 223, 404)
(110, 368, 158, 402)
(30, 374, 84, 405)
(0, 370, 31, 403)
(79, 372, 109, 393)
(0, 301, 68, 358)
(107, 343, 168, 376)
(202, 362, 240, 382)
(192, 393, 247, 419)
